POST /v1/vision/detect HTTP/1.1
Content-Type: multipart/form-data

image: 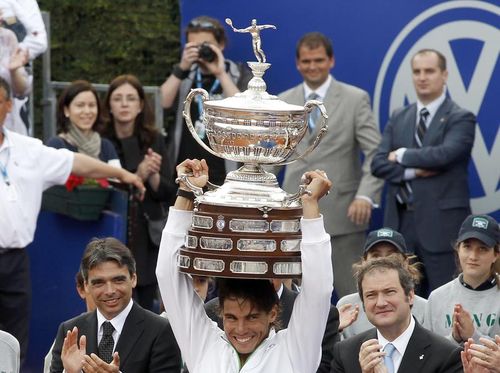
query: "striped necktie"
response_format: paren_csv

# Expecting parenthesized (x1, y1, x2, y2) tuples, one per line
(415, 107, 429, 147)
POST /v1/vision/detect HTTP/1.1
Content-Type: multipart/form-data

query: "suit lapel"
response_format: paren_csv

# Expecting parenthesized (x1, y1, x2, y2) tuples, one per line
(398, 323, 431, 373)
(83, 311, 99, 355)
(403, 104, 418, 148)
(423, 98, 452, 146)
(115, 303, 145, 367)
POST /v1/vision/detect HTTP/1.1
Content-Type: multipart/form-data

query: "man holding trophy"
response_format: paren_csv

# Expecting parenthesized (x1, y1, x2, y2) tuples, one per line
(156, 158, 333, 372)
(157, 19, 335, 372)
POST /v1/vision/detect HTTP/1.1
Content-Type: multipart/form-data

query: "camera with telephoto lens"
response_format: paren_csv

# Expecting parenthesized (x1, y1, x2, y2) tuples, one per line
(198, 42, 216, 63)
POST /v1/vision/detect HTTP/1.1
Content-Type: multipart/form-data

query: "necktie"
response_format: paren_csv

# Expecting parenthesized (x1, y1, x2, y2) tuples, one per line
(98, 321, 115, 363)
(415, 107, 429, 147)
(383, 343, 396, 373)
(307, 92, 320, 132)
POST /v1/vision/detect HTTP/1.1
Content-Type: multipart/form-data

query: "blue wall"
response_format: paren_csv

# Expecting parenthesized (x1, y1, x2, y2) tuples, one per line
(181, 0, 499, 220)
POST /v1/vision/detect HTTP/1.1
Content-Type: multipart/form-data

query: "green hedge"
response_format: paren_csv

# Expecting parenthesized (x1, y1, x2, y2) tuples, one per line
(38, 0, 180, 85)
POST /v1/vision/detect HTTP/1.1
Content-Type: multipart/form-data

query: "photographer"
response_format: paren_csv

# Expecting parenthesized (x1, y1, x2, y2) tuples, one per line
(161, 16, 251, 192)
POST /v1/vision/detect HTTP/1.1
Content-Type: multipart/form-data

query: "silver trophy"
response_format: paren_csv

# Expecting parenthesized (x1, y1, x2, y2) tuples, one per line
(178, 19, 328, 278)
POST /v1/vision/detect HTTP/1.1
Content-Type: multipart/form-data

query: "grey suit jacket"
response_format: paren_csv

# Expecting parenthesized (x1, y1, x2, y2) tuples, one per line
(279, 77, 383, 236)
(371, 98, 476, 253)
(50, 303, 181, 373)
(331, 322, 463, 373)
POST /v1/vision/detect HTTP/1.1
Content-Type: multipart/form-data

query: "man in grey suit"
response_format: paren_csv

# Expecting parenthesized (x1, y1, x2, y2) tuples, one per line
(331, 256, 462, 373)
(50, 238, 181, 373)
(279, 32, 383, 298)
(371, 49, 476, 296)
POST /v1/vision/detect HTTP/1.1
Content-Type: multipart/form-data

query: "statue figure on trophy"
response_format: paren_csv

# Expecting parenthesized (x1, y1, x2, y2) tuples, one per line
(225, 18, 276, 63)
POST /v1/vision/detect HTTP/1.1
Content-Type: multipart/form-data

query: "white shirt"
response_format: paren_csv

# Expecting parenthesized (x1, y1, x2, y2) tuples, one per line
(0, 128, 73, 248)
(1, 0, 48, 60)
(96, 299, 133, 350)
(302, 74, 332, 101)
(377, 316, 416, 373)
(157, 208, 333, 373)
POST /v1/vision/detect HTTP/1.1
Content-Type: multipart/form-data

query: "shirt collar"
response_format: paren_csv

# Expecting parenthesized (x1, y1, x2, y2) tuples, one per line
(459, 273, 497, 291)
(377, 315, 415, 358)
(276, 283, 284, 299)
(96, 299, 134, 337)
(0, 127, 10, 153)
(303, 75, 332, 101)
(417, 88, 446, 119)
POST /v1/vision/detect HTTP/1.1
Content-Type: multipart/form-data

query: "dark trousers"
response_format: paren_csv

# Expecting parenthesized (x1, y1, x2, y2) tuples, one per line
(399, 209, 457, 297)
(0, 249, 31, 364)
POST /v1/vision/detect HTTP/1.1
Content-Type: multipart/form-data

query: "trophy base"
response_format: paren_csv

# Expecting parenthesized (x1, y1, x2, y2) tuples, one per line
(178, 201, 303, 279)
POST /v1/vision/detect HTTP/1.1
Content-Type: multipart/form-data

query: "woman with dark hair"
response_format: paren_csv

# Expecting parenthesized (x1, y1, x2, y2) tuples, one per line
(102, 74, 174, 311)
(46, 80, 120, 166)
(425, 214, 499, 344)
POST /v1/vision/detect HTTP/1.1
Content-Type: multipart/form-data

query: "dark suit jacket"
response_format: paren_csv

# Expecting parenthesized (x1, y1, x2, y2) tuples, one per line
(205, 286, 340, 373)
(331, 322, 463, 373)
(371, 98, 476, 254)
(50, 303, 181, 373)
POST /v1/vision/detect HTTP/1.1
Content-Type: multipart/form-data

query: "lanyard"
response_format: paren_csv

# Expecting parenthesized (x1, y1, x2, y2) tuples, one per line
(0, 146, 10, 186)
(195, 67, 220, 117)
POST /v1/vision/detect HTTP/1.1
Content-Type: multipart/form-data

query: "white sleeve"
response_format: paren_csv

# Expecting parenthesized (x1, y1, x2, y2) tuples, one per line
(285, 215, 333, 373)
(39, 146, 74, 190)
(16, 0, 48, 59)
(156, 208, 220, 371)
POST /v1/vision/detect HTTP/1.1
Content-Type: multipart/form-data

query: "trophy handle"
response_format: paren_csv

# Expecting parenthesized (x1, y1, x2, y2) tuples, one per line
(175, 173, 205, 196)
(282, 182, 312, 207)
(183, 88, 224, 159)
(274, 100, 328, 166)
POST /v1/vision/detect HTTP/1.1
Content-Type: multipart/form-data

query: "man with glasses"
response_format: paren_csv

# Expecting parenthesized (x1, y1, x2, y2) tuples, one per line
(161, 16, 252, 193)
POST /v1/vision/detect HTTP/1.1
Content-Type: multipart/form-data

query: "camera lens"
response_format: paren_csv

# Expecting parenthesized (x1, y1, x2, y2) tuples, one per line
(198, 42, 216, 63)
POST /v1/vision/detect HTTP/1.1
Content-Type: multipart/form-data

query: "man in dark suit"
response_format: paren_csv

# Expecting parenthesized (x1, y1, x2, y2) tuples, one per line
(50, 237, 181, 373)
(205, 279, 340, 373)
(371, 48, 476, 296)
(331, 256, 462, 373)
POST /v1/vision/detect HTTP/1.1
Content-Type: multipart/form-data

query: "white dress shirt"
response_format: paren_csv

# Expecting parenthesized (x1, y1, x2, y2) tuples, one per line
(96, 299, 134, 350)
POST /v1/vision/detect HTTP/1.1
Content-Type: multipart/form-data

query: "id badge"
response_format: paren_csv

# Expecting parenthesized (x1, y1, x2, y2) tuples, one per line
(194, 119, 206, 140)
(6, 183, 18, 202)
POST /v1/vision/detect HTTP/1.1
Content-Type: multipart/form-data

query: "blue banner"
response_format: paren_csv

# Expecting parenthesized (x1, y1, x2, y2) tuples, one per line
(181, 0, 499, 220)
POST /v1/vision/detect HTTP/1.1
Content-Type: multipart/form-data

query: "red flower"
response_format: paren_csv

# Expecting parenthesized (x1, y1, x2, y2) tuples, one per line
(65, 174, 109, 191)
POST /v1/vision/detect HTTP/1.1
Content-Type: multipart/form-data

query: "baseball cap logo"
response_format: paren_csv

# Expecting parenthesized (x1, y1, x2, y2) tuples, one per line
(377, 229, 393, 238)
(472, 217, 488, 229)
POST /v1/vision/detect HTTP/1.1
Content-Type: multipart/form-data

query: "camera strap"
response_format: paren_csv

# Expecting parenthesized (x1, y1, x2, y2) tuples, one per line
(194, 67, 220, 139)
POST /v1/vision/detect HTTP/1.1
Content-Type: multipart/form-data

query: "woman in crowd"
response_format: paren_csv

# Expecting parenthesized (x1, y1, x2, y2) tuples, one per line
(425, 214, 499, 343)
(102, 74, 174, 311)
(337, 227, 426, 339)
(46, 80, 120, 166)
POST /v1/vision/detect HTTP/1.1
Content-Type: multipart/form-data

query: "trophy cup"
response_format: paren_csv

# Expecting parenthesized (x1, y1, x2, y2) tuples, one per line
(177, 19, 328, 279)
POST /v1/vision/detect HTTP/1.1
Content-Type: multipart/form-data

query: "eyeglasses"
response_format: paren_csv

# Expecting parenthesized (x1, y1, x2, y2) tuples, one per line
(188, 20, 216, 30)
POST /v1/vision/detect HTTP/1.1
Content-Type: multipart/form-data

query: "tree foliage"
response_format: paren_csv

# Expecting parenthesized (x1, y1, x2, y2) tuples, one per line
(38, 0, 180, 85)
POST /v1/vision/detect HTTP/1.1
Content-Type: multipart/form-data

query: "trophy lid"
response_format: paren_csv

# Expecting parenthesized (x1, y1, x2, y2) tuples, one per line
(204, 61, 304, 113)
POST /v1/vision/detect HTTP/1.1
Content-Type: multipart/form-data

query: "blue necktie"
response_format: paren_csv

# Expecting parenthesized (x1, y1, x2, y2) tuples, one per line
(307, 92, 320, 132)
(383, 343, 396, 373)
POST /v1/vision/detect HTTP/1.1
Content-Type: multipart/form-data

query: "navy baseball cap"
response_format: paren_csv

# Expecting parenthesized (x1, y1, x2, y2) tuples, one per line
(363, 228, 407, 254)
(457, 214, 499, 248)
